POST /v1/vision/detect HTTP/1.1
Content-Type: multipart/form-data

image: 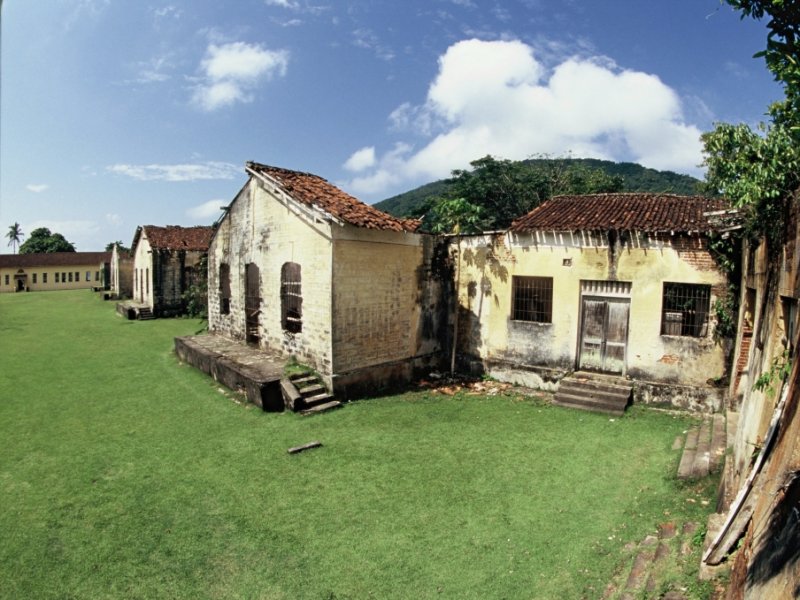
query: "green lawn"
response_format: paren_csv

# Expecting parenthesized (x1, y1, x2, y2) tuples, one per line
(0, 291, 715, 599)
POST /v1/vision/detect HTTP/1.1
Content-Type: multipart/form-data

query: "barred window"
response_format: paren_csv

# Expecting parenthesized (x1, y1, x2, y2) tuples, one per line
(219, 264, 231, 315)
(511, 276, 553, 323)
(43, 273, 48, 284)
(281, 262, 302, 333)
(68, 272, 73, 283)
(661, 283, 711, 337)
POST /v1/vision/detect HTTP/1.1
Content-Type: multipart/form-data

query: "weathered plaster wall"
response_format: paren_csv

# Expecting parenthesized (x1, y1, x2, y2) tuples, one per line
(110, 246, 133, 298)
(132, 234, 153, 307)
(208, 179, 334, 378)
(330, 228, 446, 392)
(456, 230, 728, 393)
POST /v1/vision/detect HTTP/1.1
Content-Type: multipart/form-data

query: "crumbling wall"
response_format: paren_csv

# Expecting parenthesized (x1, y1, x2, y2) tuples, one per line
(455, 231, 728, 398)
(330, 228, 447, 396)
(719, 203, 800, 599)
(208, 179, 334, 379)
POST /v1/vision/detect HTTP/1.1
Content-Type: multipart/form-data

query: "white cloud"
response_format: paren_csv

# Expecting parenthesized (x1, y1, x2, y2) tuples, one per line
(192, 42, 289, 111)
(344, 39, 704, 198)
(352, 28, 395, 61)
(26, 184, 49, 193)
(187, 199, 228, 220)
(105, 213, 122, 226)
(265, 0, 301, 8)
(343, 147, 377, 172)
(106, 161, 240, 182)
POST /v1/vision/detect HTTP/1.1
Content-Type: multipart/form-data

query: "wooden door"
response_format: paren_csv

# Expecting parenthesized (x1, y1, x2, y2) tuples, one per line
(579, 298, 630, 374)
(244, 263, 261, 345)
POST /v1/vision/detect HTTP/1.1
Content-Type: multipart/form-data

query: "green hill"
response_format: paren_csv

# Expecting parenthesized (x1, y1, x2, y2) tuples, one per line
(374, 158, 703, 217)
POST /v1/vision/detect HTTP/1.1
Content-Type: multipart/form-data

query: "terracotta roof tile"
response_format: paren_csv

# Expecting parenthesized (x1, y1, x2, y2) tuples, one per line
(136, 225, 214, 251)
(510, 193, 729, 233)
(0, 252, 110, 269)
(247, 162, 421, 232)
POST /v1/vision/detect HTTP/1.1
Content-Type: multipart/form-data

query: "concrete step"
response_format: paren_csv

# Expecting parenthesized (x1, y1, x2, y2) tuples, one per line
(290, 375, 317, 387)
(677, 414, 727, 480)
(299, 383, 326, 397)
(553, 373, 632, 415)
(552, 392, 627, 415)
(300, 400, 342, 415)
(283, 369, 338, 413)
(603, 521, 698, 600)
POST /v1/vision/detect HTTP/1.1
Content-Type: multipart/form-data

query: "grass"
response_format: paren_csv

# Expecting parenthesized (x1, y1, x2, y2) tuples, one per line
(0, 291, 717, 599)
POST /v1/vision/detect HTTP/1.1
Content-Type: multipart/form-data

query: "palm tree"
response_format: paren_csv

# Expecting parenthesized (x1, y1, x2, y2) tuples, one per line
(6, 222, 23, 254)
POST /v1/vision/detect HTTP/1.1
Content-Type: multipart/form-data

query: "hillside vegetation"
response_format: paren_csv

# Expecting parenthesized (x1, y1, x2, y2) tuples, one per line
(375, 158, 703, 218)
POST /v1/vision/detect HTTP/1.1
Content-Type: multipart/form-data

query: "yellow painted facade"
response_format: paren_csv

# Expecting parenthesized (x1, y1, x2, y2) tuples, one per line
(0, 253, 108, 293)
(456, 230, 728, 390)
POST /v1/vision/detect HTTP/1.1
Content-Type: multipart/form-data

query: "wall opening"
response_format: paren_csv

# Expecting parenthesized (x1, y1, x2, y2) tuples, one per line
(281, 262, 302, 333)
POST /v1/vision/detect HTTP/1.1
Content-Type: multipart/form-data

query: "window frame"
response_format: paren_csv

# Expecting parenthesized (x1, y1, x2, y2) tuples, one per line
(511, 276, 553, 324)
(280, 262, 303, 333)
(660, 282, 711, 338)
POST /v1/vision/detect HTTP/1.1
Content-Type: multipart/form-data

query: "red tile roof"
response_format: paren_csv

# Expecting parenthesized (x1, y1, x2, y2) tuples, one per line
(0, 252, 110, 269)
(510, 193, 729, 233)
(134, 225, 214, 251)
(247, 162, 421, 232)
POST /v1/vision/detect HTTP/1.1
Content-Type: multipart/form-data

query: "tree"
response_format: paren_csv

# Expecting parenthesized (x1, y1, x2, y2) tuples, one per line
(418, 155, 623, 232)
(702, 1, 800, 247)
(19, 227, 76, 254)
(425, 198, 484, 373)
(6, 222, 23, 254)
(105, 241, 131, 253)
(726, 0, 800, 131)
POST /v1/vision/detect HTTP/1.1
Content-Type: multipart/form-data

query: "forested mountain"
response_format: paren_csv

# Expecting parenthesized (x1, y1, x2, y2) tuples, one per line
(374, 158, 703, 218)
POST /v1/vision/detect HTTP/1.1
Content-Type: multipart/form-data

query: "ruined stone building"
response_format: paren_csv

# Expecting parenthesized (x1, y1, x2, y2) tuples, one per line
(708, 202, 800, 599)
(206, 162, 448, 397)
(131, 225, 214, 317)
(109, 243, 133, 299)
(455, 194, 731, 408)
(0, 252, 110, 293)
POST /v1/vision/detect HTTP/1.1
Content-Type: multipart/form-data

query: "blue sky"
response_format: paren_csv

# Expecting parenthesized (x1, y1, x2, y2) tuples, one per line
(0, 0, 783, 252)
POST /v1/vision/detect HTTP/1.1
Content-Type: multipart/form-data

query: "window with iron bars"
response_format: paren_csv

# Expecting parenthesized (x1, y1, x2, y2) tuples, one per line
(281, 262, 302, 333)
(661, 283, 711, 337)
(511, 276, 553, 323)
(219, 263, 231, 315)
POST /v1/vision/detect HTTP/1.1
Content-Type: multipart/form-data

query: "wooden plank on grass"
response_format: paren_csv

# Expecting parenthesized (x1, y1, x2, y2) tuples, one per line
(288, 441, 322, 454)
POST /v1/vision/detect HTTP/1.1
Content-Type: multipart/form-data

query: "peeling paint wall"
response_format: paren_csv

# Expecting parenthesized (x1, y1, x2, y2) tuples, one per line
(132, 233, 153, 307)
(456, 230, 728, 398)
(208, 179, 334, 379)
(207, 177, 447, 395)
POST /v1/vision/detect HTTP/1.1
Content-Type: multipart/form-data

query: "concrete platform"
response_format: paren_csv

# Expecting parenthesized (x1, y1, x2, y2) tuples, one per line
(174, 334, 285, 411)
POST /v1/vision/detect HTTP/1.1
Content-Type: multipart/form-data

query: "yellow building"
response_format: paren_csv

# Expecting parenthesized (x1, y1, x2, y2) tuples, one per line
(0, 252, 110, 293)
(456, 194, 731, 409)
(207, 162, 447, 396)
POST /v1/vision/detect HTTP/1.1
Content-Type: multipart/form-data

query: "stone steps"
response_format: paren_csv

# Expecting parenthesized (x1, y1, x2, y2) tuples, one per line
(677, 414, 727, 479)
(602, 521, 699, 600)
(283, 371, 340, 414)
(137, 307, 154, 320)
(553, 372, 632, 416)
